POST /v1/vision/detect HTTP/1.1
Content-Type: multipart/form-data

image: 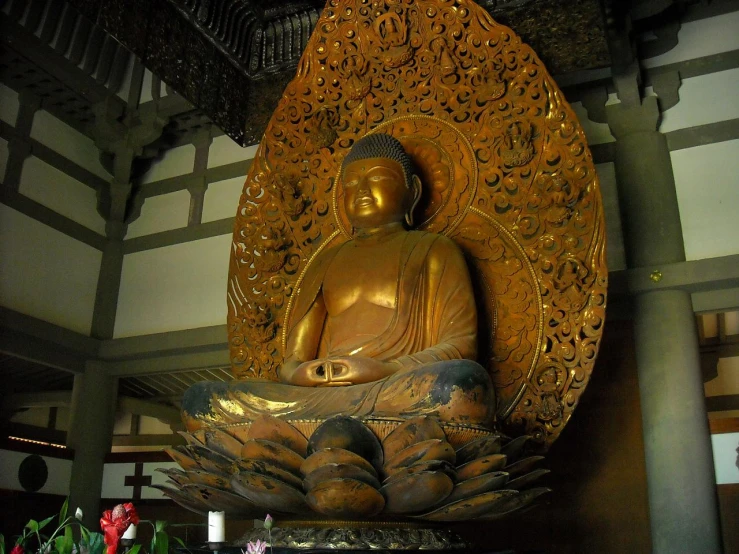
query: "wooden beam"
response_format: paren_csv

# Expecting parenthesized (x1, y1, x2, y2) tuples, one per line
(112, 434, 185, 447)
(117, 396, 181, 424)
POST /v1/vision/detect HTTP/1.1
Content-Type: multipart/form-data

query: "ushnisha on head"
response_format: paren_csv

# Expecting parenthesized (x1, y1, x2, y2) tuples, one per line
(340, 133, 422, 229)
(341, 133, 416, 189)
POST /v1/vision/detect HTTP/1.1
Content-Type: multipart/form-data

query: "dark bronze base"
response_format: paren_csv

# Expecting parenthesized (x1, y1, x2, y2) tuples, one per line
(235, 527, 471, 551)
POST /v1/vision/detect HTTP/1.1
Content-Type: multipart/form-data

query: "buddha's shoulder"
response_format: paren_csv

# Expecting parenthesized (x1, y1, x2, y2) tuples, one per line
(407, 231, 464, 257)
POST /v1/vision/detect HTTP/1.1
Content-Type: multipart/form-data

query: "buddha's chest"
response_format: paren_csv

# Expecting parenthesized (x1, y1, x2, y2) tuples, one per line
(322, 242, 404, 315)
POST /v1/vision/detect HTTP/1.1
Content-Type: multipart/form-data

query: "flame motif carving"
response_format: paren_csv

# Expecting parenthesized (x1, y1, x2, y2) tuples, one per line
(227, 0, 607, 450)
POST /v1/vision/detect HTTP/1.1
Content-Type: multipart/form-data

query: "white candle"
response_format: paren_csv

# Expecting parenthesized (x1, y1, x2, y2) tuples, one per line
(208, 511, 225, 543)
(122, 524, 137, 540)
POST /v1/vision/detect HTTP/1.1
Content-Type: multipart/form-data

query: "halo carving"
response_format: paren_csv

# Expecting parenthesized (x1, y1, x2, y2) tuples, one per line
(227, 0, 608, 450)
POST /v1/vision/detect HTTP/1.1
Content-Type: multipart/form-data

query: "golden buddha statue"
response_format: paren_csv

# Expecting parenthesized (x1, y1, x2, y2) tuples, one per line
(182, 133, 495, 430)
(159, 0, 607, 528)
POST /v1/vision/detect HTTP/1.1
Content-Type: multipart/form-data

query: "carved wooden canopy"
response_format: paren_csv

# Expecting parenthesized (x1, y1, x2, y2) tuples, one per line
(227, 0, 607, 451)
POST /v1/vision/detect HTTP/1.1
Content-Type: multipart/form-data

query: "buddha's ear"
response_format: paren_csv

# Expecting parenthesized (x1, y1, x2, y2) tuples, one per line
(406, 174, 422, 227)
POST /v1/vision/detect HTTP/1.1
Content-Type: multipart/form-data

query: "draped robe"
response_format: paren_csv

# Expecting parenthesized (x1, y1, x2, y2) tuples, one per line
(182, 231, 495, 430)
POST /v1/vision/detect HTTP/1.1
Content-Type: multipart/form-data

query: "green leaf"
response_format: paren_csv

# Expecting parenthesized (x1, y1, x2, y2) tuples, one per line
(54, 528, 74, 554)
(1, 532, 6, 554)
(26, 520, 39, 533)
(39, 515, 56, 531)
(85, 532, 106, 554)
(153, 531, 169, 554)
(155, 521, 168, 533)
(127, 545, 142, 554)
(59, 498, 69, 523)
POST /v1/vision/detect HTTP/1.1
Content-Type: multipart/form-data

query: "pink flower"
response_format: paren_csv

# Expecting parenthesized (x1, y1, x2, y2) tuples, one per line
(10, 545, 24, 554)
(264, 514, 273, 531)
(245, 540, 267, 554)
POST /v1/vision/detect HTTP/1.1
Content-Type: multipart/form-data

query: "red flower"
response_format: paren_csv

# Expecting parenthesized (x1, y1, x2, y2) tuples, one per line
(100, 503, 140, 554)
(10, 545, 24, 554)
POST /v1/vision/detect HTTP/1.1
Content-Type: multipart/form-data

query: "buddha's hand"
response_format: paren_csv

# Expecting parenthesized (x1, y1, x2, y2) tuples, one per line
(319, 356, 399, 386)
(284, 357, 399, 387)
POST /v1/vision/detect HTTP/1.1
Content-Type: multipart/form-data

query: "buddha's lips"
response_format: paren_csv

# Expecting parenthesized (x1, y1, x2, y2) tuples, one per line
(354, 195, 374, 206)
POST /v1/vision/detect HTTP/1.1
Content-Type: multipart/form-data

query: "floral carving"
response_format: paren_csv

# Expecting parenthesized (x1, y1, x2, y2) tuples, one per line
(253, 228, 287, 273)
(267, 174, 306, 217)
(374, 9, 414, 68)
(501, 121, 534, 167)
(244, 302, 277, 344)
(307, 108, 339, 149)
(341, 55, 372, 101)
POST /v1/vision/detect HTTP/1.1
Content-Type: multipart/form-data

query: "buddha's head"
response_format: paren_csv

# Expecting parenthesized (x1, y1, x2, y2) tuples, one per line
(340, 133, 421, 230)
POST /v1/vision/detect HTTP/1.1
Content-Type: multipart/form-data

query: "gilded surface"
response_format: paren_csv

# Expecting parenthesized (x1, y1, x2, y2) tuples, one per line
(227, 0, 607, 449)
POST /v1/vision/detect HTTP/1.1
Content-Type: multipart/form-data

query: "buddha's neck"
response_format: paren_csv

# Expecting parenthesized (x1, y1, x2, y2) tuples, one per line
(353, 222, 405, 244)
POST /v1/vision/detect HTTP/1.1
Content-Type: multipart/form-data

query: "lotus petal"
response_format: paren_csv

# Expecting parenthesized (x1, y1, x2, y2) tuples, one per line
(183, 483, 260, 516)
(303, 463, 381, 492)
(308, 416, 383, 469)
(179, 470, 233, 490)
(178, 431, 205, 446)
(301, 448, 378, 478)
(506, 468, 550, 491)
(477, 487, 552, 520)
(151, 484, 209, 514)
(241, 439, 305, 476)
(231, 471, 307, 514)
(456, 454, 507, 481)
(455, 436, 502, 465)
(165, 446, 201, 471)
(443, 471, 509, 504)
(504, 456, 545, 477)
(383, 460, 457, 486)
(306, 478, 385, 518)
(204, 428, 244, 459)
(246, 415, 309, 456)
(381, 416, 445, 462)
(383, 439, 455, 478)
(414, 489, 519, 521)
(188, 445, 233, 476)
(380, 471, 454, 514)
(232, 459, 304, 489)
(500, 435, 529, 463)
(156, 467, 188, 485)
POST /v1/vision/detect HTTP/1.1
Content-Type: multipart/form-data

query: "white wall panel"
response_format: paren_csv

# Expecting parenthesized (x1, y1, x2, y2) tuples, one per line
(30, 111, 110, 180)
(207, 136, 257, 168)
(140, 144, 195, 184)
(0, 137, 8, 179)
(671, 140, 739, 261)
(711, 432, 739, 485)
(0, 450, 72, 496)
(660, 69, 739, 133)
(570, 101, 615, 145)
(143, 461, 178, 499)
(0, 83, 20, 124)
(642, 11, 739, 69)
(705, 357, 739, 397)
(126, 190, 190, 238)
(0, 205, 102, 335)
(114, 234, 232, 337)
(19, 156, 107, 234)
(202, 176, 244, 222)
(101, 462, 135, 498)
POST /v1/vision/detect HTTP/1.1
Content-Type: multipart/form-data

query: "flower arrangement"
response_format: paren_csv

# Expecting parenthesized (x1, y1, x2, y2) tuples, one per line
(0, 500, 186, 554)
(243, 515, 273, 554)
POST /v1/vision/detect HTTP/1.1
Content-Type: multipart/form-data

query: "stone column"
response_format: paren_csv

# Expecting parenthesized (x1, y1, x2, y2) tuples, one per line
(607, 97, 721, 553)
(66, 362, 118, 528)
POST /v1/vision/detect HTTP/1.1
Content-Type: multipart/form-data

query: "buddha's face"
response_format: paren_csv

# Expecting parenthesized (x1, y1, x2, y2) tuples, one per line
(342, 157, 411, 229)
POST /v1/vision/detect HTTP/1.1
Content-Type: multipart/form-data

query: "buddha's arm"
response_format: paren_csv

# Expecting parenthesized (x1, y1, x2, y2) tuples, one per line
(391, 235, 478, 371)
(279, 292, 328, 385)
